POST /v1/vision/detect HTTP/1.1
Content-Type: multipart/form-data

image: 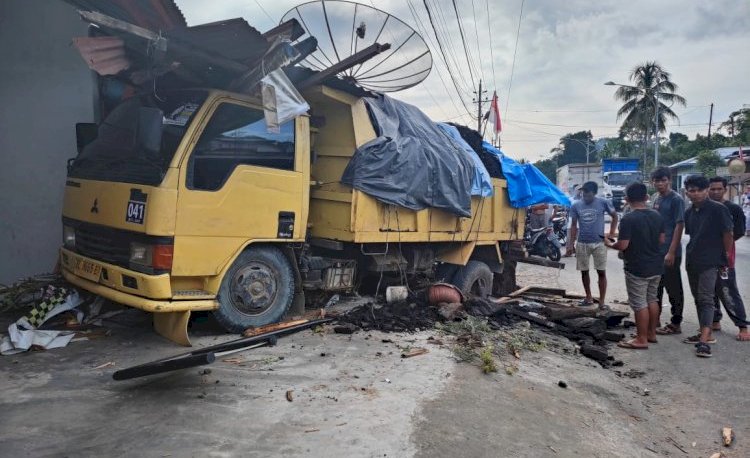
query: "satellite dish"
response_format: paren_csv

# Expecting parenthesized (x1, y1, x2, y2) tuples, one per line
(282, 0, 433, 92)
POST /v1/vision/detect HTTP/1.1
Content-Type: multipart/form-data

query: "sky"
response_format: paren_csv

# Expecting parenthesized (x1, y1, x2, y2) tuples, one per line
(176, 0, 750, 162)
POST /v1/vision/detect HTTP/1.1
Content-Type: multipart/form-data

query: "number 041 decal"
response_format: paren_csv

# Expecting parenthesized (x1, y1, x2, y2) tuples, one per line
(126, 201, 145, 224)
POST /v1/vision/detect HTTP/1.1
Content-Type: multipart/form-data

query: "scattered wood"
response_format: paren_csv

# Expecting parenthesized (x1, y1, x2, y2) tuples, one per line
(527, 286, 568, 296)
(401, 347, 429, 358)
(579, 344, 608, 362)
(722, 426, 733, 446)
(92, 361, 115, 370)
(543, 307, 598, 321)
(562, 317, 606, 337)
(509, 286, 532, 297)
(243, 319, 309, 337)
(304, 428, 320, 433)
(507, 308, 557, 329)
(221, 357, 245, 365)
(286, 390, 294, 402)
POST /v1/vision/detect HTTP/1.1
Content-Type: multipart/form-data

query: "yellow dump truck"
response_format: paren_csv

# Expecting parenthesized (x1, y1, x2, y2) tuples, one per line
(60, 85, 524, 344)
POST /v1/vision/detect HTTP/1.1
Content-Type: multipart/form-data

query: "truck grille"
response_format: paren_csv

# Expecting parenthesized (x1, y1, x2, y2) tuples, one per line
(63, 218, 173, 270)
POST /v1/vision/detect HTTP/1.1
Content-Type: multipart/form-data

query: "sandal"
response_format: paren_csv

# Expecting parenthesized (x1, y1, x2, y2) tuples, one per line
(695, 342, 712, 358)
(683, 334, 717, 344)
(628, 333, 657, 343)
(737, 332, 750, 342)
(578, 298, 594, 307)
(617, 340, 648, 350)
(655, 323, 682, 335)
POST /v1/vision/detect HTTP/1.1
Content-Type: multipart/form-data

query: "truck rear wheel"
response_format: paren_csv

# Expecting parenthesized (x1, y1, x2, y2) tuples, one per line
(214, 246, 295, 333)
(451, 261, 493, 298)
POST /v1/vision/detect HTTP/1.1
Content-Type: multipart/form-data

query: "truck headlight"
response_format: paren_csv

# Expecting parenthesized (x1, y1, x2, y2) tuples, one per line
(129, 242, 152, 265)
(63, 225, 76, 248)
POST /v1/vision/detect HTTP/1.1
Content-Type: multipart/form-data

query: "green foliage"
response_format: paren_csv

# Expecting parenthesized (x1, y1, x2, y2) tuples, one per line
(695, 150, 724, 176)
(479, 346, 497, 374)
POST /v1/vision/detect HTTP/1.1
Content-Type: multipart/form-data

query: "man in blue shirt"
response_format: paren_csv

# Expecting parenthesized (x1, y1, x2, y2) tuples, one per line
(566, 181, 619, 309)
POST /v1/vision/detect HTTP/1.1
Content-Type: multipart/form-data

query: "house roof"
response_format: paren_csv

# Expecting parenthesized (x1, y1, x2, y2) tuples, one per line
(669, 146, 749, 169)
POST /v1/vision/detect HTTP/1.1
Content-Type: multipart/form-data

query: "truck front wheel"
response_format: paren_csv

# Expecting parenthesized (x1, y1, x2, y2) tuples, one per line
(214, 246, 295, 333)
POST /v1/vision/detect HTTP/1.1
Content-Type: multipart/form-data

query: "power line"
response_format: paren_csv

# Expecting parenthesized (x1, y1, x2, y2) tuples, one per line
(253, 0, 275, 24)
(406, 0, 464, 116)
(485, 0, 497, 91)
(422, 0, 476, 118)
(471, 0, 485, 86)
(431, 0, 475, 95)
(504, 0, 525, 119)
(451, 0, 478, 89)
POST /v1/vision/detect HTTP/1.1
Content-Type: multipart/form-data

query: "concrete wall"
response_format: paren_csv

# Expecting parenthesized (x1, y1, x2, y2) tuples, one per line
(0, 1, 95, 284)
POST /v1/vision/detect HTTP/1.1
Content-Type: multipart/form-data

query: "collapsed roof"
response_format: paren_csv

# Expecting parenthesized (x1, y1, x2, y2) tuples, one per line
(64, 0, 395, 97)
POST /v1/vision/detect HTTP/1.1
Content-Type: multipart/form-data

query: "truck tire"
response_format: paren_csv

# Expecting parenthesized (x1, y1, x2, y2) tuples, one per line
(451, 261, 493, 298)
(492, 260, 517, 297)
(214, 246, 295, 333)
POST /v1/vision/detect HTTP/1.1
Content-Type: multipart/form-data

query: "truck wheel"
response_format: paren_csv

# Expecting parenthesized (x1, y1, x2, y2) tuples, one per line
(214, 246, 295, 333)
(451, 261, 493, 298)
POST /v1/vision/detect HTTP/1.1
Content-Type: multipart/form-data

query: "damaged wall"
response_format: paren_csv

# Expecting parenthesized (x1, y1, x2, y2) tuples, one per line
(0, 0, 96, 284)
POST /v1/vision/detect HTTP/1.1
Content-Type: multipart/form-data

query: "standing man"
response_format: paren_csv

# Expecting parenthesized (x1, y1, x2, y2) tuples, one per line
(604, 182, 665, 349)
(708, 177, 750, 341)
(566, 181, 618, 310)
(682, 175, 733, 358)
(743, 184, 750, 236)
(651, 167, 686, 336)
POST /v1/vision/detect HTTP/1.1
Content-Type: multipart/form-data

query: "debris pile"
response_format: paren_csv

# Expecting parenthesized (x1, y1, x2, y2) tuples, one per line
(336, 285, 630, 367)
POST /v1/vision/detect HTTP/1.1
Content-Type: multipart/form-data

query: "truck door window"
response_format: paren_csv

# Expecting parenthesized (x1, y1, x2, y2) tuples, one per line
(189, 103, 295, 191)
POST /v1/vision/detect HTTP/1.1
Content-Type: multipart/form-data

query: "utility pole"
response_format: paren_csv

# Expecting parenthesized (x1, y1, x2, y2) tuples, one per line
(708, 102, 714, 143)
(472, 79, 489, 134)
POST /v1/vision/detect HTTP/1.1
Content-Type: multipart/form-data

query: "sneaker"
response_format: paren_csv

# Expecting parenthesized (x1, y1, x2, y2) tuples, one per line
(683, 334, 717, 344)
(695, 343, 712, 358)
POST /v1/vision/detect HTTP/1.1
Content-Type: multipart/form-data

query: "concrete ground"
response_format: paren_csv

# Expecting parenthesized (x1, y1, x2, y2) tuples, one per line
(1, 237, 748, 457)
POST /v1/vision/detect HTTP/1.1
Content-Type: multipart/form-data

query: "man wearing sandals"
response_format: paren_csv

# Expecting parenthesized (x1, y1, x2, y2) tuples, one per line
(651, 167, 686, 337)
(566, 181, 618, 310)
(604, 182, 664, 349)
(707, 177, 750, 341)
(682, 175, 734, 357)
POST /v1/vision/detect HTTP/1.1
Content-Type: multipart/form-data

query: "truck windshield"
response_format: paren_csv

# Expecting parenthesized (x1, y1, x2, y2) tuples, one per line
(68, 90, 208, 186)
(606, 172, 642, 186)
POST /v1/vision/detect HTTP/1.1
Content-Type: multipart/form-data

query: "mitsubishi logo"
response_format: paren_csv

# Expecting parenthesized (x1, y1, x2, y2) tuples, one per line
(90, 198, 99, 214)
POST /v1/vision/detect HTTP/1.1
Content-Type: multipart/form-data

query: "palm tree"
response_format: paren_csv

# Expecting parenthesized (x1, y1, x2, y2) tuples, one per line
(612, 61, 687, 146)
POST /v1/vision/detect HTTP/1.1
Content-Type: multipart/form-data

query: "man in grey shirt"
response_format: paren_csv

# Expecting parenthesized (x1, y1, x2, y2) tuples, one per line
(651, 167, 686, 335)
(566, 181, 618, 309)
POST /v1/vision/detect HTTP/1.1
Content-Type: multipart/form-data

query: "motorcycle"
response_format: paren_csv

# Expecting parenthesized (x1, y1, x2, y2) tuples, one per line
(524, 225, 562, 262)
(551, 214, 568, 245)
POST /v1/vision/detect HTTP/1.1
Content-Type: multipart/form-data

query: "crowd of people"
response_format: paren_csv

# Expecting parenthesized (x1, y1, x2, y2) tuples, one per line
(565, 168, 748, 358)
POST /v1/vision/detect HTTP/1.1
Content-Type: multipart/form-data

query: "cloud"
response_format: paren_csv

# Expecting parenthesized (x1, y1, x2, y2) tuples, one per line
(176, 0, 750, 161)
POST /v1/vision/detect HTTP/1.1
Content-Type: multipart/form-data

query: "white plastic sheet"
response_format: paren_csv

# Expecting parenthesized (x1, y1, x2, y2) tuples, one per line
(261, 69, 310, 133)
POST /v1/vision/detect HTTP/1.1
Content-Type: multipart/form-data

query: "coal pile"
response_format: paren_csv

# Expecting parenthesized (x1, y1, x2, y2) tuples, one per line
(448, 123, 504, 178)
(337, 301, 442, 332)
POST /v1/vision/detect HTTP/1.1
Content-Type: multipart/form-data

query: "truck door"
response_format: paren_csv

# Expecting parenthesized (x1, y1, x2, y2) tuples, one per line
(173, 99, 309, 276)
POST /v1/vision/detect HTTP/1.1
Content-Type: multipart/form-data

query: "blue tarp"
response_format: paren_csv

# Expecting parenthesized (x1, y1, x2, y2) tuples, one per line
(437, 123, 493, 197)
(482, 141, 571, 208)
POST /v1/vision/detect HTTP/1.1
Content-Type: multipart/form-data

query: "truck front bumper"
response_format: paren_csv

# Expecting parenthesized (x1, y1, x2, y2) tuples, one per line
(60, 248, 219, 313)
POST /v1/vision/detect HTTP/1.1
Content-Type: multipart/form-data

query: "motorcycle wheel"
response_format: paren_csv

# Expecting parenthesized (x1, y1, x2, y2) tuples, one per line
(546, 241, 561, 262)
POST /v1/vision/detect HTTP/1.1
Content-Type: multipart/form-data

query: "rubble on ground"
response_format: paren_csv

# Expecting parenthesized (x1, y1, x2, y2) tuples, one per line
(335, 285, 631, 368)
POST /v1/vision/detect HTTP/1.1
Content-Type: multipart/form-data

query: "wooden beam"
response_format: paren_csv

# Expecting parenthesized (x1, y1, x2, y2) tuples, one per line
(262, 18, 305, 43)
(297, 43, 391, 89)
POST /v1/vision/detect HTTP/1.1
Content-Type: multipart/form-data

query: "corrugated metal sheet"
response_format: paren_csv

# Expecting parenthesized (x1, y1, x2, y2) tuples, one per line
(63, 0, 186, 31)
(72, 36, 130, 75)
(169, 18, 268, 63)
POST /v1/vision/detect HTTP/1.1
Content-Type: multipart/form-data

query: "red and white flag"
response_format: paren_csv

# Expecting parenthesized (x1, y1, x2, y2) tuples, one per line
(487, 91, 502, 135)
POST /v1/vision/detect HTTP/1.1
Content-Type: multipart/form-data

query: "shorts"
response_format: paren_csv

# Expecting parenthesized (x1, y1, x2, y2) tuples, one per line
(576, 242, 607, 271)
(625, 272, 661, 310)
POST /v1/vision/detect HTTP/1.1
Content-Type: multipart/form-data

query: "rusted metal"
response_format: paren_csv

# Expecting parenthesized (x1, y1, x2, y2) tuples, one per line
(72, 36, 130, 75)
(297, 43, 391, 89)
(64, 0, 186, 31)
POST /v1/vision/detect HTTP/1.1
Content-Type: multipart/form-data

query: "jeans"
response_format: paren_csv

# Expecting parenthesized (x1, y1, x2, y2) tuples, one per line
(687, 267, 718, 329)
(713, 268, 750, 328)
(657, 257, 684, 325)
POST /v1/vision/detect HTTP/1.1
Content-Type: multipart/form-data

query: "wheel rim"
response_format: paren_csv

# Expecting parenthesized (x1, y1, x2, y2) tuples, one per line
(230, 261, 278, 316)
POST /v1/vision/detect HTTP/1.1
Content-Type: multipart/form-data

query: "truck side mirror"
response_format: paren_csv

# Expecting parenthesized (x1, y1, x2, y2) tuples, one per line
(75, 123, 98, 154)
(137, 107, 164, 155)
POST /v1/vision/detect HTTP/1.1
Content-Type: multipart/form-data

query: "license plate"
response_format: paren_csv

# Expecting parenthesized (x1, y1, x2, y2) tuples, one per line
(75, 258, 102, 282)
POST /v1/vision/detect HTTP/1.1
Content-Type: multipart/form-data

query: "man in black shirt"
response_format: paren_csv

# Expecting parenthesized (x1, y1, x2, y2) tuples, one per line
(682, 175, 734, 357)
(708, 176, 749, 341)
(605, 182, 665, 349)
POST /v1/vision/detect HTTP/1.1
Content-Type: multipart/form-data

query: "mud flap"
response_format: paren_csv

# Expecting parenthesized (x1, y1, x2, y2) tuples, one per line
(153, 311, 192, 346)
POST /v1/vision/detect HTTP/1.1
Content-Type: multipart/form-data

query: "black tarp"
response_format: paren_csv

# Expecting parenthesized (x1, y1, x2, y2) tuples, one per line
(341, 95, 475, 217)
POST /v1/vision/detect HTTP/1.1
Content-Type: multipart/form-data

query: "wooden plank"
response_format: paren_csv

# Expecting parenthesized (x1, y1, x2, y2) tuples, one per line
(527, 286, 568, 296)
(509, 285, 532, 297)
(242, 319, 309, 337)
